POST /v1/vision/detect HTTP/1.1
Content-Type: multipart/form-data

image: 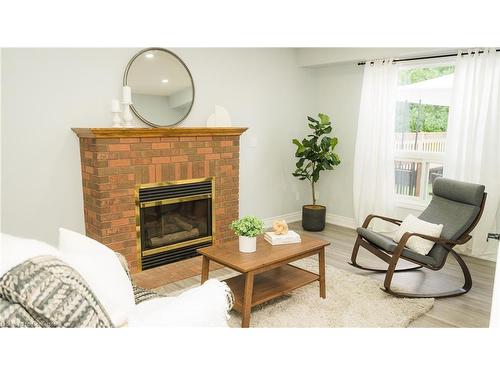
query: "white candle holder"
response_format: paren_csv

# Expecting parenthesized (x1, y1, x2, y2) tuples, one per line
(122, 102, 134, 128)
(111, 99, 123, 128)
(112, 112, 122, 128)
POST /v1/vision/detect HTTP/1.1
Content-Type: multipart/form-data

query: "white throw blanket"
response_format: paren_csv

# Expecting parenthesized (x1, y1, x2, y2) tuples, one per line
(127, 279, 232, 327)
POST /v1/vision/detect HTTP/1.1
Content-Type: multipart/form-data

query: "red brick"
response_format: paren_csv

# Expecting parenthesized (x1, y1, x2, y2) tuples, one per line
(120, 138, 141, 143)
(155, 165, 162, 182)
(152, 143, 171, 149)
(152, 156, 171, 164)
(110, 217, 132, 227)
(204, 153, 219, 160)
(108, 159, 131, 167)
(122, 210, 136, 218)
(148, 165, 155, 181)
(141, 137, 161, 143)
(171, 155, 188, 163)
(108, 144, 131, 152)
(197, 147, 213, 154)
(131, 143, 152, 151)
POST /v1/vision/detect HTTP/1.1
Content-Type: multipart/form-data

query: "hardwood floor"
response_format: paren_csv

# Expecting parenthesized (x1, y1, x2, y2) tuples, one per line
(135, 222, 497, 328)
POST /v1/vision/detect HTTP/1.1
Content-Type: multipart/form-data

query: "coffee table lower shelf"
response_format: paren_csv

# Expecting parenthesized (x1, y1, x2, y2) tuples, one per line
(224, 264, 320, 312)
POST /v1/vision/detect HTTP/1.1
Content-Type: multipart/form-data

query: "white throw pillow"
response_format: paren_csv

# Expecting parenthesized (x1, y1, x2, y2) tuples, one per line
(128, 279, 230, 327)
(392, 215, 444, 255)
(0, 233, 61, 277)
(58, 228, 135, 327)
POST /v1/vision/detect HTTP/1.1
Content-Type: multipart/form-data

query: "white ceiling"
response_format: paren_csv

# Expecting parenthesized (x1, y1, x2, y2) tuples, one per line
(127, 49, 193, 96)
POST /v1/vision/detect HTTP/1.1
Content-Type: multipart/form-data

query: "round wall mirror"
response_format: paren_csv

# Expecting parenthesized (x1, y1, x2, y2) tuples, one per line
(123, 48, 195, 127)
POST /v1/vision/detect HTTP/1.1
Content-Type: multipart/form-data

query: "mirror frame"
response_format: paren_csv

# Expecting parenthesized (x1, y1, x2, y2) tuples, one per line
(123, 48, 195, 128)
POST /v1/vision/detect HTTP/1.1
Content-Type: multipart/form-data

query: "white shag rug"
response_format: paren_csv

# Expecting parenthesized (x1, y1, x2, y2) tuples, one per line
(228, 259, 434, 328)
(157, 259, 434, 328)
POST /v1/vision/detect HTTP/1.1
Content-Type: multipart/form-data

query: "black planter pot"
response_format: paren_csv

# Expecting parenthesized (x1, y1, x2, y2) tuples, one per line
(302, 205, 326, 231)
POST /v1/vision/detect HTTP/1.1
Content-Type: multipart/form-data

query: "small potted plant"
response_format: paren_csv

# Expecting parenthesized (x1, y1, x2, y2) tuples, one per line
(292, 113, 341, 231)
(230, 215, 264, 253)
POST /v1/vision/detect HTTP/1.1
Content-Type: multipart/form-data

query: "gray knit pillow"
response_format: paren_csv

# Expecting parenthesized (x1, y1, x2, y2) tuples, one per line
(0, 256, 113, 328)
(0, 299, 42, 328)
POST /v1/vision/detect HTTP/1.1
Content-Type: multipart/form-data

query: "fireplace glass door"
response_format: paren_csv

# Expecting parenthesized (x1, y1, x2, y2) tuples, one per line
(141, 197, 211, 251)
(137, 178, 214, 270)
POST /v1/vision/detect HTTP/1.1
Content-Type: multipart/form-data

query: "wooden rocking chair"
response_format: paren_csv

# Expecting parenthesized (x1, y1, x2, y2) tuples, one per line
(349, 177, 487, 298)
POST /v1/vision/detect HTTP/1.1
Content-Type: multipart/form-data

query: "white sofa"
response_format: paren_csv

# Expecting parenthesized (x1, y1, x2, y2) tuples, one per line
(0, 230, 233, 328)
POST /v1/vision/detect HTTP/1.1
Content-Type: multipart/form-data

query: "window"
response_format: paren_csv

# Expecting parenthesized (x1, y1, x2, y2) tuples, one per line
(394, 62, 455, 208)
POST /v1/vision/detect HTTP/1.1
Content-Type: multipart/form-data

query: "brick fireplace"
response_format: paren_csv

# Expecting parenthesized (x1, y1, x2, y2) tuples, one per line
(72, 127, 247, 277)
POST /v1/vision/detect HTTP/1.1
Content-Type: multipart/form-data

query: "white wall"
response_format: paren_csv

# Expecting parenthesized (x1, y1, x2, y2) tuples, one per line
(1, 48, 314, 245)
(308, 62, 364, 220)
(309, 61, 426, 223)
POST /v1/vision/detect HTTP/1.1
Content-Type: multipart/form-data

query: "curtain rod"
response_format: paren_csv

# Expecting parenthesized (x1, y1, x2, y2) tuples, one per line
(357, 49, 500, 66)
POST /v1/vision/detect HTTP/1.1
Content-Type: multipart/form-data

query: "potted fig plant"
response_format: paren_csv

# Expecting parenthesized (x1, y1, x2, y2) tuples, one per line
(292, 113, 340, 231)
(230, 215, 265, 253)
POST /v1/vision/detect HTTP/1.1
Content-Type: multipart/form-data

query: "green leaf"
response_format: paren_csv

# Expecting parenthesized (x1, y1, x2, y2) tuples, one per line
(230, 215, 264, 237)
(295, 147, 305, 157)
(312, 169, 320, 183)
(318, 113, 330, 125)
(307, 116, 319, 124)
(321, 136, 331, 150)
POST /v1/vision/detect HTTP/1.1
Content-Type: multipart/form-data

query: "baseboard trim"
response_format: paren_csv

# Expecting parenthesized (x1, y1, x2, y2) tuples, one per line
(262, 211, 356, 230)
(262, 211, 301, 229)
(325, 213, 356, 229)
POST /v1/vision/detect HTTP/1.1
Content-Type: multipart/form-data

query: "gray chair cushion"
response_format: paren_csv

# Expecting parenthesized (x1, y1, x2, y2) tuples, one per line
(357, 227, 440, 267)
(433, 177, 485, 206)
(418, 178, 483, 265)
(418, 195, 480, 265)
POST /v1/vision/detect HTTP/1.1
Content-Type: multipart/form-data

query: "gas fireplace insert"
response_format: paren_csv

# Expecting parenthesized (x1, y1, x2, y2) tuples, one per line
(135, 177, 214, 271)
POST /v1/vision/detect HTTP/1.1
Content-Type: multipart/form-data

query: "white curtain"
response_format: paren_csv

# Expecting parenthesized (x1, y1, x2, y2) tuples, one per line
(353, 59, 398, 229)
(444, 48, 500, 258)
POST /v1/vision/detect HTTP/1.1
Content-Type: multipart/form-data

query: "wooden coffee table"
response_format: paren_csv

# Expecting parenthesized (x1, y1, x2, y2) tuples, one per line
(198, 234, 330, 328)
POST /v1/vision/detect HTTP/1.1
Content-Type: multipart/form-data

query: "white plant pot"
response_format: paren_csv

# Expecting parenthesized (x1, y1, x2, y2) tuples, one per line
(239, 236, 257, 253)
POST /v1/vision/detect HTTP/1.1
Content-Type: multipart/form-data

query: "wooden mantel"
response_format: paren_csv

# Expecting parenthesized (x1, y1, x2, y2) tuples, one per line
(72, 127, 248, 139)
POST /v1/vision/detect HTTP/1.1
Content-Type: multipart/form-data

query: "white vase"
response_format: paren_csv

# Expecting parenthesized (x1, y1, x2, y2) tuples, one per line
(239, 236, 257, 253)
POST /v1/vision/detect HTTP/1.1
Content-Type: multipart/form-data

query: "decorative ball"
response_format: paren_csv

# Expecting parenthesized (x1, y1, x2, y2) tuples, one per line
(272, 220, 289, 235)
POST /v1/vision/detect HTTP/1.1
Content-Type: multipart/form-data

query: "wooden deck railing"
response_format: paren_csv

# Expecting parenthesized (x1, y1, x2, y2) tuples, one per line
(394, 132, 447, 152)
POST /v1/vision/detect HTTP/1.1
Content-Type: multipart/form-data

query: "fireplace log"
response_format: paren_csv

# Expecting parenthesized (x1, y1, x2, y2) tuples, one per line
(150, 228, 200, 247)
(169, 215, 193, 231)
(162, 223, 180, 234)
